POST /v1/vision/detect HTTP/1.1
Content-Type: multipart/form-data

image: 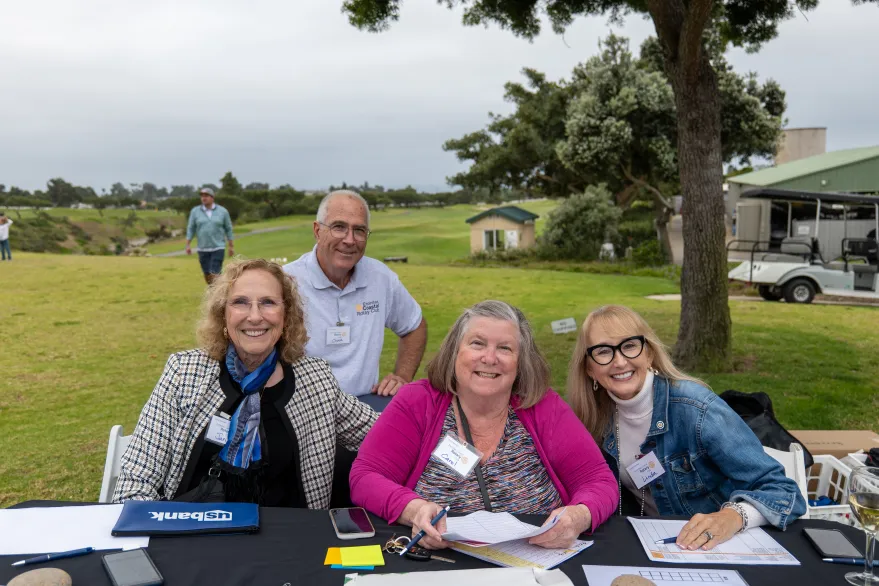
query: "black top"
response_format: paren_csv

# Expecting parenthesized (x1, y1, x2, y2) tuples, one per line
(180, 361, 307, 508)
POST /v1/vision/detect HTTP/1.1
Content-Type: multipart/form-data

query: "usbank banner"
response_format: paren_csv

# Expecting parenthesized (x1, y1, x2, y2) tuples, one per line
(112, 501, 259, 536)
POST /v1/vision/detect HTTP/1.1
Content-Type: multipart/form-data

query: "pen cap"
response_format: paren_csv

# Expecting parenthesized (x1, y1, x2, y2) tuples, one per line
(8, 568, 72, 586)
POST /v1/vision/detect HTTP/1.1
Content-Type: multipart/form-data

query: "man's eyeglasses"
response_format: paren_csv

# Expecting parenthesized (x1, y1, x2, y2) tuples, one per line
(586, 335, 646, 365)
(319, 222, 370, 242)
(227, 297, 284, 315)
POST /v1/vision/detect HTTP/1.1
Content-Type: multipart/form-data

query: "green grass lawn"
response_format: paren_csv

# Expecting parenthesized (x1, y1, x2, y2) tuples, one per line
(1, 200, 877, 507)
(147, 201, 559, 262)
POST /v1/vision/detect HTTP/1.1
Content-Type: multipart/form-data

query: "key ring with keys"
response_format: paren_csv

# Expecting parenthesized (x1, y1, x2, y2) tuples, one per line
(383, 534, 456, 564)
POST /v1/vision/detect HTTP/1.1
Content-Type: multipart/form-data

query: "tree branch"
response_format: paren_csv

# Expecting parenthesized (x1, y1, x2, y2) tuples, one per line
(621, 165, 674, 210)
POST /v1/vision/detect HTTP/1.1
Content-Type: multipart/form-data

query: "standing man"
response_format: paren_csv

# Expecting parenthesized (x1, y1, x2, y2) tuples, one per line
(185, 187, 234, 284)
(0, 213, 12, 261)
(283, 190, 427, 411)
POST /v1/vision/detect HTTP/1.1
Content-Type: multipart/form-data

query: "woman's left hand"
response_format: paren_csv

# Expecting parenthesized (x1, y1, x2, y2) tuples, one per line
(676, 508, 744, 550)
(528, 504, 592, 549)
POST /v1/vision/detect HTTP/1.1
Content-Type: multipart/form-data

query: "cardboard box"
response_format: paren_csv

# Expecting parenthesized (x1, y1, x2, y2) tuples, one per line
(790, 430, 879, 459)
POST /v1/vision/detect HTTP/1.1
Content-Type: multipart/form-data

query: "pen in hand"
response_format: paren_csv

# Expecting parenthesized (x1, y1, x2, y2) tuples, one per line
(12, 547, 95, 567)
(655, 536, 679, 545)
(401, 505, 450, 556)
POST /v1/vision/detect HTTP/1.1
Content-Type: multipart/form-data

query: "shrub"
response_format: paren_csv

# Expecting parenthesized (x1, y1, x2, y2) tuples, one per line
(537, 185, 622, 261)
(631, 239, 667, 267)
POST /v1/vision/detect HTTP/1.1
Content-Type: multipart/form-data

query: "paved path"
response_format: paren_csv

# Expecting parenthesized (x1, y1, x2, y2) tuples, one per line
(646, 293, 879, 308)
(154, 225, 294, 257)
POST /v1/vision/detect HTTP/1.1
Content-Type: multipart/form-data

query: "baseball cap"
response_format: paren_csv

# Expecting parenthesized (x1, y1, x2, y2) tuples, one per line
(199, 187, 216, 197)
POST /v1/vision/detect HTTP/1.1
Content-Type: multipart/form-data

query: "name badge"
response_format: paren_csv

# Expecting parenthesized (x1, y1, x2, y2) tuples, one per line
(430, 432, 482, 478)
(205, 413, 231, 446)
(326, 326, 351, 345)
(626, 451, 666, 489)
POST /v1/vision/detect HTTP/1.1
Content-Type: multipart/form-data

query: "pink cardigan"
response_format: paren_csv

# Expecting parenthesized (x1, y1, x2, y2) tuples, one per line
(350, 379, 619, 528)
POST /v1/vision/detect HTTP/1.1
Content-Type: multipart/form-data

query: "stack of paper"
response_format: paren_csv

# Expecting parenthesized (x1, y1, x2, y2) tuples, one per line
(441, 511, 593, 570)
(325, 545, 385, 570)
(627, 518, 800, 566)
(0, 505, 149, 555)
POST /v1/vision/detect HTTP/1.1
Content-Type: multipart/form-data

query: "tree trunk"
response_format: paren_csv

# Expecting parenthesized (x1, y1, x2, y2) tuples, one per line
(668, 55, 731, 371)
(648, 0, 731, 372)
(654, 200, 674, 264)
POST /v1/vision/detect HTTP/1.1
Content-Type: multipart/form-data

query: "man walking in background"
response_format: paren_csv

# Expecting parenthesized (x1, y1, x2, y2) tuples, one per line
(185, 187, 234, 284)
(0, 213, 12, 261)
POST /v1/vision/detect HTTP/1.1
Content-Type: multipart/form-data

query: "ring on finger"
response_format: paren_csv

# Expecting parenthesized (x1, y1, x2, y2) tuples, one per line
(702, 531, 714, 541)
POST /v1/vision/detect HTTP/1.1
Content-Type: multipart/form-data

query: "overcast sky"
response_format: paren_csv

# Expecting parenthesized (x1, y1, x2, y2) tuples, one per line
(1, 1, 877, 193)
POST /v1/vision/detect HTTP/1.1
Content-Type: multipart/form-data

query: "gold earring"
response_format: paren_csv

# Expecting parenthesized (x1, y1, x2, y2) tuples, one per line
(223, 327, 228, 339)
(592, 379, 598, 392)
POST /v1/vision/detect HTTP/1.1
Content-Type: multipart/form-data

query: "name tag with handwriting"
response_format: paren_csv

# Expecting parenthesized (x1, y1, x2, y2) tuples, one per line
(431, 432, 482, 478)
(626, 451, 666, 489)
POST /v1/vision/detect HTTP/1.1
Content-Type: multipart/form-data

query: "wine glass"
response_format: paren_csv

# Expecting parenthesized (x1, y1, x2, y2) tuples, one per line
(847, 467, 879, 586)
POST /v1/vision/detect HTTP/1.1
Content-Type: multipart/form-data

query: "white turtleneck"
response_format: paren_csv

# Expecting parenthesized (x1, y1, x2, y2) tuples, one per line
(607, 371, 766, 529)
(609, 371, 659, 516)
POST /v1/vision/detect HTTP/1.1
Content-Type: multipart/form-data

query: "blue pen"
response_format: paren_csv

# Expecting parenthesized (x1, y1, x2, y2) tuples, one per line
(823, 558, 871, 567)
(655, 537, 679, 545)
(401, 506, 450, 556)
(12, 547, 95, 567)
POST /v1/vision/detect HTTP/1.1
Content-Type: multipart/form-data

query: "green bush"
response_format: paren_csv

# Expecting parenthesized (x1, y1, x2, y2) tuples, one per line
(9, 212, 69, 253)
(631, 239, 667, 267)
(537, 185, 622, 261)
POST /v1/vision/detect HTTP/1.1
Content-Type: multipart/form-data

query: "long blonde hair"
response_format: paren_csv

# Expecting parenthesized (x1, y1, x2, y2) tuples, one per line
(196, 258, 309, 364)
(568, 305, 706, 442)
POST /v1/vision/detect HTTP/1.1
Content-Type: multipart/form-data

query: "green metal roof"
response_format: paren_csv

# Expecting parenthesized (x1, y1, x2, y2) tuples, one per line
(728, 146, 879, 186)
(466, 205, 540, 224)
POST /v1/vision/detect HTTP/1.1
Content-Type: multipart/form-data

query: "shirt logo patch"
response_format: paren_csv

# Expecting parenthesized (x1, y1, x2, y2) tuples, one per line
(356, 301, 380, 316)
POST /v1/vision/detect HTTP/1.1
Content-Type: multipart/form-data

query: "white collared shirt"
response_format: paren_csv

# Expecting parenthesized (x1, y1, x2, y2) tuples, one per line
(283, 247, 423, 397)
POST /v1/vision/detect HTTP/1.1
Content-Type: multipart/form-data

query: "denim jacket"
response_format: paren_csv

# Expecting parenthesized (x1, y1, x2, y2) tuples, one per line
(602, 376, 806, 529)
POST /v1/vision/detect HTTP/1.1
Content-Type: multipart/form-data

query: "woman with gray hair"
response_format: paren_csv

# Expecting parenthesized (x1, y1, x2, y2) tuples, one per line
(350, 300, 618, 550)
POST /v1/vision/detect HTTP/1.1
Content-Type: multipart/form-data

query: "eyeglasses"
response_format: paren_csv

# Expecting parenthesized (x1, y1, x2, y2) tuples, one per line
(227, 297, 284, 315)
(319, 222, 371, 242)
(586, 335, 646, 365)
(383, 535, 411, 555)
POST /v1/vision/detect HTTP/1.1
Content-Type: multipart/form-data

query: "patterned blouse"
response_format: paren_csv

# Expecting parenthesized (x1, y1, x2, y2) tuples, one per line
(414, 404, 564, 514)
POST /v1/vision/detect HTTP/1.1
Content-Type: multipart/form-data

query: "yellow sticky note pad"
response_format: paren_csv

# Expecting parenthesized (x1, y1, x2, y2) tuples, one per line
(339, 545, 385, 567)
(324, 547, 342, 565)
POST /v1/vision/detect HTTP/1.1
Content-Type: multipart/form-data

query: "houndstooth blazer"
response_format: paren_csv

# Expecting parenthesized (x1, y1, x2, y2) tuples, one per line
(112, 349, 378, 508)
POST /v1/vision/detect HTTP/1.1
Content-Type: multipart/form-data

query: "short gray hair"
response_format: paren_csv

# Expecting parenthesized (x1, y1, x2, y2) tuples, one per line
(316, 190, 371, 228)
(426, 300, 551, 409)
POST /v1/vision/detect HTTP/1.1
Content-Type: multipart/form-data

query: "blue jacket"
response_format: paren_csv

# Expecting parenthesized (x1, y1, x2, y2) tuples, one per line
(602, 376, 806, 529)
(186, 205, 234, 250)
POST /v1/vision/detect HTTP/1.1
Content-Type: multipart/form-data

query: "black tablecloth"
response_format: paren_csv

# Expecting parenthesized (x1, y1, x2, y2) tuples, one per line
(0, 501, 867, 586)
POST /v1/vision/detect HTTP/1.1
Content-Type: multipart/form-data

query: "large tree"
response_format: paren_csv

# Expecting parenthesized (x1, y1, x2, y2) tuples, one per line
(342, 0, 876, 371)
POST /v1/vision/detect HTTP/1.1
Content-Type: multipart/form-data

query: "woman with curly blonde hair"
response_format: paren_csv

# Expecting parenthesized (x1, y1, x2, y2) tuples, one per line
(114, 258, 377, 507)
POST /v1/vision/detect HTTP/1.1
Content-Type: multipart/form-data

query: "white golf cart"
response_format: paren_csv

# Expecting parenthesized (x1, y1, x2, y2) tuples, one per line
(727, 188, 879, 304)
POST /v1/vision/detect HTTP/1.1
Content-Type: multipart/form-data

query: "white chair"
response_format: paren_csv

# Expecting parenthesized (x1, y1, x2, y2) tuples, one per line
(763, 442, 809, 519)
(99, 425, 132, 503)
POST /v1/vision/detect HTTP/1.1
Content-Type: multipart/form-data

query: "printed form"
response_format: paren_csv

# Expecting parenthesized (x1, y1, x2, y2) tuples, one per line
(582, 565, 749, 586)
(628, 518, 799, 566)
(443, 510, 564, 546)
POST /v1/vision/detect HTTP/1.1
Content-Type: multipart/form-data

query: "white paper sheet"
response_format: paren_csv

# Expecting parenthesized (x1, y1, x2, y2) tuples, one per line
(343, 567, 575, 586)
(443, 510, 562, 545)
(628, 518, 799, 566)
(451, 538, 593, 569)
(0, 505, 150, 555)
(582, 565, 749, 586)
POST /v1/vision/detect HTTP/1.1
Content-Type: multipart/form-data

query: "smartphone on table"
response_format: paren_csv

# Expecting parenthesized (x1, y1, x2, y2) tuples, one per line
(102, 548, 164, 586)
(329, 507, 376, 540)
(803, 527, 863, 558)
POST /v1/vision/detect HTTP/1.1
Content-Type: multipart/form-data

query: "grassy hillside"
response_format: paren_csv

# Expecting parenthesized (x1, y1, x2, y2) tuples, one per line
(147, 201, 559, 262)
(5, 208, 185, 255)
(1, 251, 877, 506)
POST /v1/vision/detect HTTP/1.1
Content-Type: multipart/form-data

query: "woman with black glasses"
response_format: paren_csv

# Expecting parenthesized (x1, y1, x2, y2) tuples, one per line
(568, 305, 805, 551)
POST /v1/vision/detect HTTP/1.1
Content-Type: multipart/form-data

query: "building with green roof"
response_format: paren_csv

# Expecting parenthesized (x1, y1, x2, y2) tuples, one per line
(466, 205, 540, 253)
(726, 146, 879, 219)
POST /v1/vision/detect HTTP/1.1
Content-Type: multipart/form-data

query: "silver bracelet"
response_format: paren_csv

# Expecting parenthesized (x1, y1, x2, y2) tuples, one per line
(722, 502, 749, 533)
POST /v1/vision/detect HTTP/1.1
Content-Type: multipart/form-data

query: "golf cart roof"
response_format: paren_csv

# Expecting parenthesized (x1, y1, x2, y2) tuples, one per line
(742, 187, 879, 207)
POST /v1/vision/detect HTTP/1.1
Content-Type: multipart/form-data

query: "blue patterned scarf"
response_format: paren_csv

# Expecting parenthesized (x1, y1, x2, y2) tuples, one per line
(218, 345, 279, 469)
